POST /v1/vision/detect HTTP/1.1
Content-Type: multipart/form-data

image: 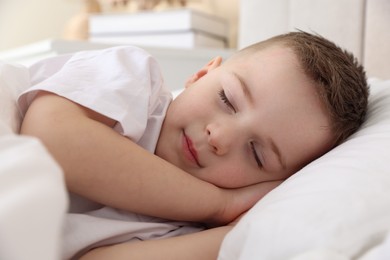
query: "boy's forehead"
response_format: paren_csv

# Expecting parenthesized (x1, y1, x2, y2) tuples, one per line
(225, 45, 298, 72)
(223, 46, 320, 112)
(225, 47, 302, 82)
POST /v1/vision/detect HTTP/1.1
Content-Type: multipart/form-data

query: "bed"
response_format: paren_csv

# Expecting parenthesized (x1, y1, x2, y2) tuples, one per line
(1, 1, 390, 259)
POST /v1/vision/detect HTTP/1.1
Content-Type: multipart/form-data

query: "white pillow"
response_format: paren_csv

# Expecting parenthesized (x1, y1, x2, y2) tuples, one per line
(218, 79, 390, 260)
(0, 61, 30, 135)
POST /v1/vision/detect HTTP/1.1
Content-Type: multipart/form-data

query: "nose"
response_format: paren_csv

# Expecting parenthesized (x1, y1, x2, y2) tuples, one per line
(206, 122, 235, 155)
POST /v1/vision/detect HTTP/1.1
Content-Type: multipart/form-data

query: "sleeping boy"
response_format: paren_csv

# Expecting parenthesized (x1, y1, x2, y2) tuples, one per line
(18, 31, 369, 259)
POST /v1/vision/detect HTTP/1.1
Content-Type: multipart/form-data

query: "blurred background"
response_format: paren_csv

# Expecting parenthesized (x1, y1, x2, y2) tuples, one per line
(0, 0, 388, 79)
(0, 0, 239, 51)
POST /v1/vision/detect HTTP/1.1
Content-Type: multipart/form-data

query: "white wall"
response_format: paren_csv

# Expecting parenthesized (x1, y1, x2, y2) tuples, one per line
(0, 0, 80, 51)
(238, 0, 389, 79)
(239, 0, 365, 60)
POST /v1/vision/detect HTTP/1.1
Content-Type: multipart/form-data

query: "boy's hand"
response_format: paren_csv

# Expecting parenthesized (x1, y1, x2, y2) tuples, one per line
(210, 180, 283, 225)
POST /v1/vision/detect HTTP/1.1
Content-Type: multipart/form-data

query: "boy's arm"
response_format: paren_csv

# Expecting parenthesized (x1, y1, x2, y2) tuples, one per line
(20, 92, 280, 224)
(80, 226, 233, 260)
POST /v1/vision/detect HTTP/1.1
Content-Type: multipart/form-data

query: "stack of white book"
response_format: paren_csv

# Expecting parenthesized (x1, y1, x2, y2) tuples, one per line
(89, 8, 228, 49)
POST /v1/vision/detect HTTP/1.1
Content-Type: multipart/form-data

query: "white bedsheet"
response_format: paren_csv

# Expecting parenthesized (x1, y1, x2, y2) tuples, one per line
(0, 61, 68, 260)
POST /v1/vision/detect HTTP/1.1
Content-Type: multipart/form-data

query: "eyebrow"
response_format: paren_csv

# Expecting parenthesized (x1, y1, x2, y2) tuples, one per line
(269, 137, 287, 170)
(231, 72, 254, 105)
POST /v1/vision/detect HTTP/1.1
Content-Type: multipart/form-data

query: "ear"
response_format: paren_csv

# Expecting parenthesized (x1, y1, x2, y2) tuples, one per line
(185, 56, 222, 88)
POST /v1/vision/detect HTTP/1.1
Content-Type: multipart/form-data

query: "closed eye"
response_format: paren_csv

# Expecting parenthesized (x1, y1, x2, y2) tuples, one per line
(219, 89, 236, 113)
(250, 142, 263, 168)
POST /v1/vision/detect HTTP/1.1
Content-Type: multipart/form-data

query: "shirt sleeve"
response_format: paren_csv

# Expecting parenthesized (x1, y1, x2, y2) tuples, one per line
(18, 46, 172, 145)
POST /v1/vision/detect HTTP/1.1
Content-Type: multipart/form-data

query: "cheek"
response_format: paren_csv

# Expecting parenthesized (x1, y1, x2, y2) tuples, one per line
(173, 94, 207, 119)
(198, 163, 254, 189)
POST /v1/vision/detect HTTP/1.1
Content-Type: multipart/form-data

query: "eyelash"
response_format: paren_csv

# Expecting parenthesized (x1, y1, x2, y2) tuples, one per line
(250, 142, 263, 168)
(218, 89, 236, 112)
(219, 89, 262, 168)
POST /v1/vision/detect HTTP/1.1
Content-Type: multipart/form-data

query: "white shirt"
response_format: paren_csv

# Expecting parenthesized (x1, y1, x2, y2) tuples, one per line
(19, 45, 171, 152)
(18, 46, 204, 260)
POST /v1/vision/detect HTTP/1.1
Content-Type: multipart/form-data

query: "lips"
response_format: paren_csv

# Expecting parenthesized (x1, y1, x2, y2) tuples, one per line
(182, 131, 201, 167)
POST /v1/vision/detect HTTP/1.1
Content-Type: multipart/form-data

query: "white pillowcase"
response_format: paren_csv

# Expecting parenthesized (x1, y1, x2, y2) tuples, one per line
(218, 79, 390, 260)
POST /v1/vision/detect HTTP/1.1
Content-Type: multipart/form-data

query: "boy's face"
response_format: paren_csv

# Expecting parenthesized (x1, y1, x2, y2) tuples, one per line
(156, 46, 334, 188)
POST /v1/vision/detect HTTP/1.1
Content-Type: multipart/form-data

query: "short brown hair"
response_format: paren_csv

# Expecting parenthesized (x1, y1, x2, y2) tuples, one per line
(238, 31, 369, 145)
